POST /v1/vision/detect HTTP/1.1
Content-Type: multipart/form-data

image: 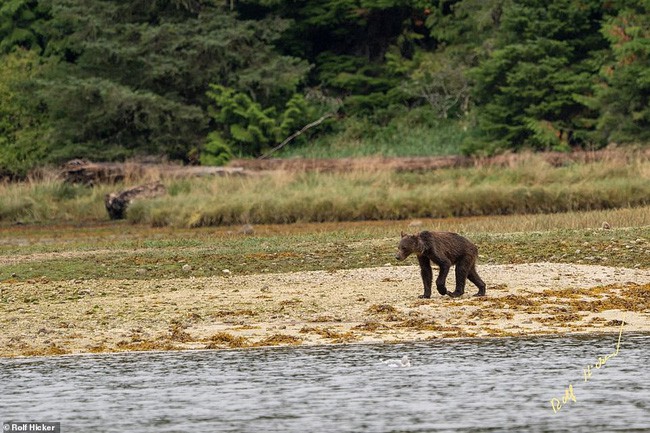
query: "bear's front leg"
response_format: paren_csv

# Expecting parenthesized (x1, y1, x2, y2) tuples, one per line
(418, 256, 433, 298)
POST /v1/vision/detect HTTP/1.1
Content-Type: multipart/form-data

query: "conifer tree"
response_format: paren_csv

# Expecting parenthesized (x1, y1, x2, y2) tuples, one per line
(34, 0, 309, 164)
(0, 0, 49, 53)
(470, 0, 608, 152)
(595, 0, 650, 144)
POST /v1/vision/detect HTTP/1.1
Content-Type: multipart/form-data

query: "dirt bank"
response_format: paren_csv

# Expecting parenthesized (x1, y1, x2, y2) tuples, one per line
(1, 263, 649, 357)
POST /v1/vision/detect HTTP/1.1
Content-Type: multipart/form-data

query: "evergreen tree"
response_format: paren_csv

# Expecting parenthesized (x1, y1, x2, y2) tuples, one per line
(239, 0, 435, 115)
(594, 0, 650, 144)
(205, 84, 315, 157)
(33, 0, 309, 164)
(0, 49, 46, 177)
(3, 0, 650, 175)
(0, 0, 49, 53)
(470, 0, 608, 153)
(425, 0, 505, 54)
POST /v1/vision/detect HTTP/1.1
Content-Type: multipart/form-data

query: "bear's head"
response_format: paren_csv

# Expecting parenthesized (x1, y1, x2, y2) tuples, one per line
(395, 232, 424, 260)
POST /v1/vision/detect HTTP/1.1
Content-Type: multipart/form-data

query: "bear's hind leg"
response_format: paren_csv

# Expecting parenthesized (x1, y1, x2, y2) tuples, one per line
(468, 266, 486, 297)
(448, 263, 469, 298)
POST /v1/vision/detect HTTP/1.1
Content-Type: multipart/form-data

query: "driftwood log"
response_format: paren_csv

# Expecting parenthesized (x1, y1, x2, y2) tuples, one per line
(62, 159, 245, 185)
(62, 159, 134, 185)
(104, 182, 166, 220)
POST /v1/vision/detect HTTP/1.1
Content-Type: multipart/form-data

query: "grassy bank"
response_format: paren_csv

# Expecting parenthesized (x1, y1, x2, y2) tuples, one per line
(0, 151, 648, 227)
(277, 113, 467, 158)
(1, 207, 648, 282)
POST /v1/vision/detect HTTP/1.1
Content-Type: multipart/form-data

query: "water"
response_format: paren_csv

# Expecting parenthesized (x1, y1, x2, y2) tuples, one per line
(1, 333, 649, 433)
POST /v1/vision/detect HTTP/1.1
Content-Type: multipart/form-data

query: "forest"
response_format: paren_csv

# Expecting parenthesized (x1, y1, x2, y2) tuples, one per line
(0, 0, 649, 177)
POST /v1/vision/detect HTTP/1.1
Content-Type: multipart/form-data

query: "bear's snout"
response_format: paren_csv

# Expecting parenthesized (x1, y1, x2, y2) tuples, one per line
(395, 252, 404, 261)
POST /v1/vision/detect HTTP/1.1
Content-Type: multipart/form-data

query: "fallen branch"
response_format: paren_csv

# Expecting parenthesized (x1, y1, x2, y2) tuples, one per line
(258, 113, 334, 160)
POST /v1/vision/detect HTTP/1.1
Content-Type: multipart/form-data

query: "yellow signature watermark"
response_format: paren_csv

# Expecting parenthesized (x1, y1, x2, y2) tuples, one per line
(549, 318, 625, 414)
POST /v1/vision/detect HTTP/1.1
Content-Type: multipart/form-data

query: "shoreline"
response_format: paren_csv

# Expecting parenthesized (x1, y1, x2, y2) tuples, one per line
(2, 263, 649, 358)
(4, 328, 645, 360)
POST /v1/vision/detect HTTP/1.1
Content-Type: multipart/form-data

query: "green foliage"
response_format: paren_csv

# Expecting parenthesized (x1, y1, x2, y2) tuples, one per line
(1, 0, 650, 171)
(316, 52, 404, 114)
(206, 85, 317, 156)
(200, 132, 234, 167)
(253, 0, 428, 61)
(41, 75, 206, 162)
(395, 50, 471, 118)
(279, 106, 468, 158)
(0, 49, 47, 177)
(12, 0, 309, 167)
(243, 0, 434, 118)
(470, 0, 608, 152)
(594, 0, 650, 144)
(425, 0, 505, 49)
(279, 94, 310, 137)
(0, 0, 49, 53)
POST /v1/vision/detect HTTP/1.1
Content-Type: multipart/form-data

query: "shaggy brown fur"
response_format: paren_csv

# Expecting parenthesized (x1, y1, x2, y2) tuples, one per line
(396, 231, 486, 298)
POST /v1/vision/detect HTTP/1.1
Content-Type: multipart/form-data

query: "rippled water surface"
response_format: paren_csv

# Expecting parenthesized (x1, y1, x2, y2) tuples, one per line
(2, 333, 649, 432)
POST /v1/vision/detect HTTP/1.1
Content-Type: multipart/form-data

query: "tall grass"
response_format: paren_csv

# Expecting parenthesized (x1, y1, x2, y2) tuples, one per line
(0, 171, 110, 223)
(279, 109, 467, 158)
(127, 152, 649, 227)
(0, 151, 648, 227)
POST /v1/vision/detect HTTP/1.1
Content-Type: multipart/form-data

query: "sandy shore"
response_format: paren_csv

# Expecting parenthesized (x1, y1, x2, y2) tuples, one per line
(1, 262, 649, 357)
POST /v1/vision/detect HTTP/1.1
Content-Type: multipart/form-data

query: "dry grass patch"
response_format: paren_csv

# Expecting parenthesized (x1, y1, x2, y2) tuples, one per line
(468, 309, 515, 320)
(483, 328, 517, 337)
(395, 318, 441, 331)
(115, 340, 180, 352)
(254, 334, 302, 346)
(169, 324, 193, 342)
(205, 332, 249, 349)
(541, 283, 650, 313)
(21, 344, 70, 357)
(299, 326, 359, 343)
(352, 321, 390, 331)
(468, 294, 540, 313)
(367, 304, 398, 314)
(535, 313, 584, 324)
(212, 309, 258, 318)
(366, 304, 406, 320)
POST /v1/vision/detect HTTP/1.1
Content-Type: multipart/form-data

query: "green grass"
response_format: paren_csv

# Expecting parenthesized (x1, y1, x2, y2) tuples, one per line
(0, 150, 648, 227)
(130, 152, 649, 227)
(278, 109, 467, 158)
(1, 208, 648, 282)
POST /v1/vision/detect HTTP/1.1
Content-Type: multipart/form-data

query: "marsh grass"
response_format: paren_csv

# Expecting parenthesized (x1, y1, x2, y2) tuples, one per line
(0, 170, 110, 222)
(279, 114, 466, 158)
(0, 150, 648, 227)
(126, 152, 649, 227)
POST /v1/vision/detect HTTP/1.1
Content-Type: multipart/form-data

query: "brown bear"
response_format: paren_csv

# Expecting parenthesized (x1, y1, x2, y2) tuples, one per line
(395, 231, 486, 298)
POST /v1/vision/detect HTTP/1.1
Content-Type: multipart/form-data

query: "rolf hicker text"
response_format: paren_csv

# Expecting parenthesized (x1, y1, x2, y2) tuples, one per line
(2, 423, 60, 433)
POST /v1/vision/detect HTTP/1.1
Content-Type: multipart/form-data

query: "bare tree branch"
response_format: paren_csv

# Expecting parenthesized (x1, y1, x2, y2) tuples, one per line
(258, 113, 334, 160)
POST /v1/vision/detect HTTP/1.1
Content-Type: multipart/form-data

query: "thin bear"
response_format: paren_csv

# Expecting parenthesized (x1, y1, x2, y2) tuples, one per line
(395, 231, 487, 298)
